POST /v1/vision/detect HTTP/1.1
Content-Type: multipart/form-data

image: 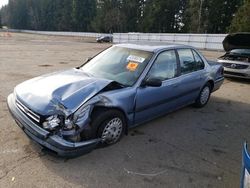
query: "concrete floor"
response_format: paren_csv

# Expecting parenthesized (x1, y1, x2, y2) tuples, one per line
(0, 33, 249, 188)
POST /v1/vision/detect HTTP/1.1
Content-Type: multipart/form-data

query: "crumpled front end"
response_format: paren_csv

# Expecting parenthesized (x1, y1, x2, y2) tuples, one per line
(7, 93, 101, 157)
(7, 68, 131, 156)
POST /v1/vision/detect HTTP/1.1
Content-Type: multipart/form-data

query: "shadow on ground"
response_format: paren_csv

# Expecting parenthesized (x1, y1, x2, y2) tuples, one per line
(225, 77, 250, 85)
(26, 96, 250, 187)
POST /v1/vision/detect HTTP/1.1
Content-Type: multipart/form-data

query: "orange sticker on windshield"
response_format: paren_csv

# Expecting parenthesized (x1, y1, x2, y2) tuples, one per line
(127, 62, 138, 71)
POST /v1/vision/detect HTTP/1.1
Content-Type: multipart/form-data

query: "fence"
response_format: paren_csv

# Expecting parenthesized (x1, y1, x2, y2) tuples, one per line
(5, 29, 227, 50)
(113, 33, 227, 50)
(7, 29, 111, 38)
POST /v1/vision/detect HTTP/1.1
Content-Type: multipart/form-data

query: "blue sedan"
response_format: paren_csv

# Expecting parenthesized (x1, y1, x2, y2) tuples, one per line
(7, 44, 224, 156)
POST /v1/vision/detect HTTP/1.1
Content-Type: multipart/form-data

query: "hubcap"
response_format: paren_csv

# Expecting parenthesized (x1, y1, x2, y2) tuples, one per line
(200, 86, 210, 105)
(101, 117, 123, 144)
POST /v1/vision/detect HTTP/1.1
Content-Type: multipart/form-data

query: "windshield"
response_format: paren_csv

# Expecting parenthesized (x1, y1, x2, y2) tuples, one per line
(230, 49, 250, 56)
(80, 46, 153, 86)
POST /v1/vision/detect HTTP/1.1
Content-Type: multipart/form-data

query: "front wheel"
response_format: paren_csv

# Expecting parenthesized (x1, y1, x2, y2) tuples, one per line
(194, 83, 211, 108)
(92, 109, 126, 145)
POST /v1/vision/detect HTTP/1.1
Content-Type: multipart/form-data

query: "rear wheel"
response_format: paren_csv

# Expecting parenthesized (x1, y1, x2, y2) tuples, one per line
(194, 83, 211, 108)
(91, 109, 126, 145)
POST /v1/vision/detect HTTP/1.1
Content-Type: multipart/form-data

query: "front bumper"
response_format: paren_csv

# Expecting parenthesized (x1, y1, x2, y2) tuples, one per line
(7, 94, 101, 157)
(223, 69, 250, 79)
(217, 60, 250, 79)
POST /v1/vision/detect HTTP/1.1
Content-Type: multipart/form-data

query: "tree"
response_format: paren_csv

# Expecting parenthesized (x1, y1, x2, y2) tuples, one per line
(71, 0, 96, 31)
(8, 0, 29, 29)
(41, 0, 61, 31)
(0, 0, 97, 31)
(183, 0, 242, 33)
(0, 5, 8, 26)
(229, 0, 250, 32)
(0, 14, 2, 28)
(28, 0, 43, 30)
(120, 0, 142, 32)
(0, 0, 247, 33)
(141, 0, 187, 33)
(183, 0, 206, 33)
(92, 0, 126, 33)
(206, 0, 242, 33)
(54, 0, 73, 31)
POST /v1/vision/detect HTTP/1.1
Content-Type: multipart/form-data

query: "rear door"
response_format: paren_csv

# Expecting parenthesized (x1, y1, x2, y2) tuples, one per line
(176, 48, 206, 104)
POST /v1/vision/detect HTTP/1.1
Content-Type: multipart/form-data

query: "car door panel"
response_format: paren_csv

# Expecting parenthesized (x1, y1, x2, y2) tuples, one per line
(134, 50, 182, 125)
(176, 49, 207, 104)
(178, 71, 204, 104)
(134, 78, 182, 124)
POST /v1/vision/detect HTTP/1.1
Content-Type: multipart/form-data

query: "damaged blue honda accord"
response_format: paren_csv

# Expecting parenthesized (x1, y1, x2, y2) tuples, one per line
(7, 44, 224, 157)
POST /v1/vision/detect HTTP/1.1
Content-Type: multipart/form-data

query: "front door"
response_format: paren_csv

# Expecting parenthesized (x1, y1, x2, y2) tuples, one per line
(134, 50, 182, 124)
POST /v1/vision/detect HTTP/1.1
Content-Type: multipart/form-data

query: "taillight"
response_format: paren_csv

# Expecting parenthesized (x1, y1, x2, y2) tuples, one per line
(216, 66, 224, 78)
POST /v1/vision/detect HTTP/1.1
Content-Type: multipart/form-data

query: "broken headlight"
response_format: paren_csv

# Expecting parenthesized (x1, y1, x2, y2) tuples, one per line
(64, 118, 74, 130)
(62, 105, 91, 130)
(42, 115, 61, 130)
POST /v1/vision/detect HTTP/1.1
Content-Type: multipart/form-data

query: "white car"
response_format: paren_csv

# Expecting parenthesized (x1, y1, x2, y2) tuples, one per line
(217, 33, 250, 79)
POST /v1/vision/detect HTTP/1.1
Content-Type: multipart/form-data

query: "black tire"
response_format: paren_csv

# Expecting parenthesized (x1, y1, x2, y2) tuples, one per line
(193, 83, 211, 108)
(91, 109, 126, 145)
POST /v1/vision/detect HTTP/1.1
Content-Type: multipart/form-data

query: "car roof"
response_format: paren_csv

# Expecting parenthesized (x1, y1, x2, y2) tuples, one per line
(114, 43, 192, 53)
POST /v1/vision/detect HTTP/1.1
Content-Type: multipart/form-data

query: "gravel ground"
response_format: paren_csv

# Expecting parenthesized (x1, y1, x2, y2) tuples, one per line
(0, 32, 249, 188)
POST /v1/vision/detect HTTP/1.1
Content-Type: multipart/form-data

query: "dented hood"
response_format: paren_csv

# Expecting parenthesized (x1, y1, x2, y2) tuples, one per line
(223, 33, 250, 52)
(15, 69, 113, 115)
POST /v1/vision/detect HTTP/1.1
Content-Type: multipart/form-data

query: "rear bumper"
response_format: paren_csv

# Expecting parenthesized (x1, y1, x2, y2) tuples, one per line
(7, 93, 101, 157)
(213, 77, 224, 92)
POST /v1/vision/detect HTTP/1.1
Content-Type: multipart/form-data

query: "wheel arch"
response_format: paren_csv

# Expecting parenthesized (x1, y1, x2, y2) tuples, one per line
(206, 80, 214, 91)
(90, 106, 129, 135)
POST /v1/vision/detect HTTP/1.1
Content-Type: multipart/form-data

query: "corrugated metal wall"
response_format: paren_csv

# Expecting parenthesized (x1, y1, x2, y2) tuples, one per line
(8, 29, 110, 38)
(113, 33, 227, 50)
(6, 29, 226, 51)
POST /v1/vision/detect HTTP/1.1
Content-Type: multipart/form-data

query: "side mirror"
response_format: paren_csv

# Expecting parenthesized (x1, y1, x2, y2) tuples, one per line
(141, 78, 162, 87)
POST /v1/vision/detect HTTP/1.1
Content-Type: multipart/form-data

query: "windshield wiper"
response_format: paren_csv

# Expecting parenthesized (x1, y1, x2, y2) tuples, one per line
(80, 71, 94, 77)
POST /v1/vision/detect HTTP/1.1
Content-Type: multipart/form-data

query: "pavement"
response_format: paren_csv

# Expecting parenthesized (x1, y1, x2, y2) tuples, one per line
(0, 33, 249, 188)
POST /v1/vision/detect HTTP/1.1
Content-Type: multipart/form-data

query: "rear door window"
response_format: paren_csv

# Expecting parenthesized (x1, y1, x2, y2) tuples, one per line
(177, 49, 204, 75)
(177, 49, 196, 75)
(192, 50, 205, 70)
